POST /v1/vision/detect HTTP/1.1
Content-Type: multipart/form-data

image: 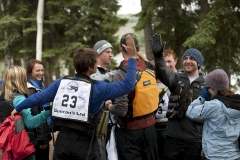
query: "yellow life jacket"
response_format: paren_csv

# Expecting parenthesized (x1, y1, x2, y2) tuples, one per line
(131, 69, 159, 117)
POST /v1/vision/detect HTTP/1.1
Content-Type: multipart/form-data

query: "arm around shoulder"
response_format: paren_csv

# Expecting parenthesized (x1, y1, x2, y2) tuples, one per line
(22, 109, 50, 129)
(15, 78, 61, 112)
(13, 95, 26, 107)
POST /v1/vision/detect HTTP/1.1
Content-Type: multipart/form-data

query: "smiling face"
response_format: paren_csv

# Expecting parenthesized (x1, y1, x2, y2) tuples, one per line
(164, 55, 178, 72)
(183, 56, 198, 75)
(30, 63, 44, 81)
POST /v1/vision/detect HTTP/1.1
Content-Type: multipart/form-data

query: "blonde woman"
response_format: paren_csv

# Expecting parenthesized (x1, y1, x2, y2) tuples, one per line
(1, 66, 50, 160)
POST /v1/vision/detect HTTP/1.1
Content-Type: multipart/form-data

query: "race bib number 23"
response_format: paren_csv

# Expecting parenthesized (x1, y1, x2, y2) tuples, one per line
(52, 79, 91, 122)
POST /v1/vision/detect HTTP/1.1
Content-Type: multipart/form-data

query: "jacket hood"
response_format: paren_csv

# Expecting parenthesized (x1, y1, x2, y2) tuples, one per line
(215, 94, 240, 120)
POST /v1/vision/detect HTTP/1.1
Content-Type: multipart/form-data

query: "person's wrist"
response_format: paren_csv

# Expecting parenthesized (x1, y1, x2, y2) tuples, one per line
(44, 105, 51, 110)
(16, 108, 21, 112)
(153, 53, 163, 59)
(127, 55, 137, 59)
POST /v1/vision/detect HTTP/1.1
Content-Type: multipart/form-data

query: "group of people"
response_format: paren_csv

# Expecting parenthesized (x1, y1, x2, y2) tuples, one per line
(0, 32, 239, 160)
(0, 60, 52, 159)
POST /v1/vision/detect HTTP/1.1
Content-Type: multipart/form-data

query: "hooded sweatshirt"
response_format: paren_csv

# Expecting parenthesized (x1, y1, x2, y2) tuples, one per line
(186, 94, 240, 160)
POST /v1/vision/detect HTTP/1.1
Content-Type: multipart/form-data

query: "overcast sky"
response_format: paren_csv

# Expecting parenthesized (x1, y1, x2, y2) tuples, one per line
(117, 0, 141, 15)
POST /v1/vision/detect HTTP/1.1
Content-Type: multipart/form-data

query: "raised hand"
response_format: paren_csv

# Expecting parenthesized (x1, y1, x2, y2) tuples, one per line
(150, 33, 166, 59)
(121, 35, 137, 59)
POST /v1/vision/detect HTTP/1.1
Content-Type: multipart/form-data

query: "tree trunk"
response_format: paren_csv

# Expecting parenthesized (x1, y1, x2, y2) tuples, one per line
(1, 0, 11, 69)
(36, 0, 44, 61)
(43, 59, 53, 87)
(224, 65, 231, 86)
(175, 0, 183, 69)
(22, 24, 28, 69)
(44, 71, 52, 87)
(4, 30, 11, 68)
(50, 22, 60, 79)
(199, 0, 209, 13)
(141, 0, 153, 61)
(69, 67, 75, 76)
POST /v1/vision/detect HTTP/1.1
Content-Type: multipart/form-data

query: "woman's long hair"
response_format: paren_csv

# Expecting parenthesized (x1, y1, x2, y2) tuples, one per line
(2, 66, 29, 101)
(218, 88, 235, 97)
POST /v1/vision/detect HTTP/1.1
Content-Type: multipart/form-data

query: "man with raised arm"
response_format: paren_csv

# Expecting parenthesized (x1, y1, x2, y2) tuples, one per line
(11, 35, 138, 160)
(151, 33, 205, 160)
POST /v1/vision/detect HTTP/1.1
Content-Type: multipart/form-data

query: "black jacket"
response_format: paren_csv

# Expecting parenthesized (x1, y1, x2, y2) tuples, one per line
(154, 57, 205, 142)
(28, 82, 52, 146)
(0, 92, 14, 123)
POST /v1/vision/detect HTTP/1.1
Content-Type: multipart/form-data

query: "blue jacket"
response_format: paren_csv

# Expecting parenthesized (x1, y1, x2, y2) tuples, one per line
(15, 58, 136, 116)
(186, 95, 240, 160)
(13, 95, 50, 129)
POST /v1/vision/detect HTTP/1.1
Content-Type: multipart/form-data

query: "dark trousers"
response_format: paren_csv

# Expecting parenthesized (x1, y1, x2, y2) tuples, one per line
(157, 128, 166, 160)
(35, 143, 50, 160)
(53, 128, 100, 160)
(164, 136, 202, 160)
(116, 125, 158, 160)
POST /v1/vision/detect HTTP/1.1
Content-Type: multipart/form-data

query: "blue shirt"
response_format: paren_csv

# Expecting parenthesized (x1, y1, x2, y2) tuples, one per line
(15, 58, 137, 116)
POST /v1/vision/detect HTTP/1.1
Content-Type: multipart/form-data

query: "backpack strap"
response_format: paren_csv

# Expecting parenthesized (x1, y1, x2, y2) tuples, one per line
(145, 68, 155, 78)
(117, 66, 127, 73)
(118, 66, 142, 84)
(135, 71, 142, 84)
(144, 61, 155, 70)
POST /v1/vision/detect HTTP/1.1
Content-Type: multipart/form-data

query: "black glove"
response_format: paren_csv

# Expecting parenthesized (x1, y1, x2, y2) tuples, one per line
(150, 33, 166, 59)
(200, 86, 211, 101)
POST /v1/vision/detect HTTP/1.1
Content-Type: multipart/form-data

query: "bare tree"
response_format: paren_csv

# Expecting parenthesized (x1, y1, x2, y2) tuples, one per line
(36, 0, 44, 61)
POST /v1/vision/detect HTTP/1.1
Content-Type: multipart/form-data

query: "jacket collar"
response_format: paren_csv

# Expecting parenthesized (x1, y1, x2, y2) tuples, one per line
(215, 94, 240, 111)
(180, 70, 205, 83)
(74, 73, 91, 80)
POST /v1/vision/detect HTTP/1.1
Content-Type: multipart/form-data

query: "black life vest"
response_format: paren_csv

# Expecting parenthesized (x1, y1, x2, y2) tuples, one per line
(166, 71, 205, 119)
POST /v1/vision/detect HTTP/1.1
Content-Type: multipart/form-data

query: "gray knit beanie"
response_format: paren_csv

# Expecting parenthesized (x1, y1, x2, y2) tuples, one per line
(93, 40, 113, 55)
(182, 48, 203, 69)
(206, 69, 229, 90)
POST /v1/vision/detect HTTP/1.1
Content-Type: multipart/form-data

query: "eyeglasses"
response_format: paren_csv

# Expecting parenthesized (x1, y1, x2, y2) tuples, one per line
(206, 86, 211, 89)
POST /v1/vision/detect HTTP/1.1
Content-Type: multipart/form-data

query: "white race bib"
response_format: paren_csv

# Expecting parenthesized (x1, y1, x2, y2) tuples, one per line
(52, 79, 92, 122)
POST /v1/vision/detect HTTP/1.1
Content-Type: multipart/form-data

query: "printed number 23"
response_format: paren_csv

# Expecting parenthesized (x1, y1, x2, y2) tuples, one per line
(62, 95, 77, 108)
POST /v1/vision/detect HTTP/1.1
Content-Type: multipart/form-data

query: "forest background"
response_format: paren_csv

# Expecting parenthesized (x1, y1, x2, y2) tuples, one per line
(0, 0, 239, 93)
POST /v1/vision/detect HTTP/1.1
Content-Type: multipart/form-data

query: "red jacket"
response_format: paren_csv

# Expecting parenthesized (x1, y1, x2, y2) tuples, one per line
(0, 114, 36, 160)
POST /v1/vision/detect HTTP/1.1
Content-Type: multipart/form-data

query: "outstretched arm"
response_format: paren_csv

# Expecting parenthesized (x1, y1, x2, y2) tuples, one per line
(11, 79, 61, 118)
(13, 95, 50, 128)
(150, 33, 178, 91)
